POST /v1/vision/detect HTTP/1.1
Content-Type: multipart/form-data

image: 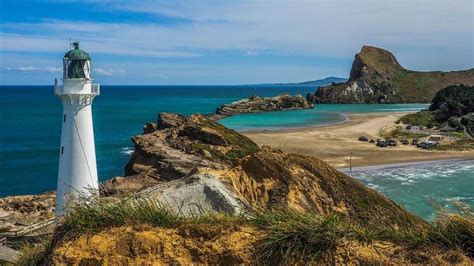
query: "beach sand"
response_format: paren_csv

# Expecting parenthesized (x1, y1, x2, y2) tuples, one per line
(243, 112, 474, 168)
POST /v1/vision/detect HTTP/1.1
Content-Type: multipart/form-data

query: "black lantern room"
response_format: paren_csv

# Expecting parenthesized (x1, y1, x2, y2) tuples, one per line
(63, 42, 92, 80)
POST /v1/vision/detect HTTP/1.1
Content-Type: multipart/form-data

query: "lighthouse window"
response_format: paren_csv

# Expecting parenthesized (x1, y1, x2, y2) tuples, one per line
(63, 114, 66, 122)
(61, 146, 64, 154)
(67, 60, 90, 79)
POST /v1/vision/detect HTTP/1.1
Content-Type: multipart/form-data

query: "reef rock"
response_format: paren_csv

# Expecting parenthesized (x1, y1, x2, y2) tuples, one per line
(215, 94, 312, 117)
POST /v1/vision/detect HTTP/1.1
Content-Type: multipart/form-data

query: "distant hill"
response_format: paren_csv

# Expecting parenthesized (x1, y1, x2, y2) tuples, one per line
(251, 77, 347, 86)
(307, 46, 474, 103)
(398, 84, 474, 136)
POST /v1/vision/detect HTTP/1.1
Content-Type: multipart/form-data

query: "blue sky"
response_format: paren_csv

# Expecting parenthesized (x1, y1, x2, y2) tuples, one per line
(1, 0, 473, 85)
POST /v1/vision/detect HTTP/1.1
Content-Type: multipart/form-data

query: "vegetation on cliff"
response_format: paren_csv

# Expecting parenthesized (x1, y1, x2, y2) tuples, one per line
(14, 111, 474, 264)
(20, 197, 474, 265)
(397, 85, 474, 136)
(215, 93, 312, 118)
(122, 113, 425, 229)
(307, 46, 474, 103)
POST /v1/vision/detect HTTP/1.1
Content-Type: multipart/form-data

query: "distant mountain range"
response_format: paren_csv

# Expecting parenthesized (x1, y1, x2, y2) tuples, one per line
(250, 77, 347, 87)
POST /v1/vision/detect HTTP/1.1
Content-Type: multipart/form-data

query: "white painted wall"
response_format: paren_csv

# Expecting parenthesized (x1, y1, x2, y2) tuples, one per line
(55, 80, 99, 218)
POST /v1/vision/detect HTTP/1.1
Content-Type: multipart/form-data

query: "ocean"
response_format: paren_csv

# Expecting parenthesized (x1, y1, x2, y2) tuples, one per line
(344, 160, 474, 221)
(1, 85, 471, 220)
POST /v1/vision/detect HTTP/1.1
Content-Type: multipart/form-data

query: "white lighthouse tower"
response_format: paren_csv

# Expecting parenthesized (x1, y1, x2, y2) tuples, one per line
(54, 42, 100, 218)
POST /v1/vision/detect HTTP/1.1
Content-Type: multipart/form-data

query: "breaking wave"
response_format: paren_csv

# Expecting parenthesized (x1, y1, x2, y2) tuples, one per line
(120, 147, 134, 156)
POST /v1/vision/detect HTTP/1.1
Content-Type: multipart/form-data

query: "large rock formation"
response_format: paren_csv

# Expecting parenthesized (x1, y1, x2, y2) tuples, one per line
(119, 112, 423, 228)
(308, 46, 474, 103)
(215, 94, 312, 118)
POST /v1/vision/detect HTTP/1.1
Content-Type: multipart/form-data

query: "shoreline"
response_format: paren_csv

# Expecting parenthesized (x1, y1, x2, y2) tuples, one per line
(243, 112, 474, 168)
(236, 110, 417, 134)
(338, 157, 474, 173)
(230, 113, 350, 133)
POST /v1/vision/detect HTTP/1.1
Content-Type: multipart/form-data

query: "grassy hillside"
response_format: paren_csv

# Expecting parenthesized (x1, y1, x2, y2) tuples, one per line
(19, 197, 474, 264)
(312, 46, 474, 103)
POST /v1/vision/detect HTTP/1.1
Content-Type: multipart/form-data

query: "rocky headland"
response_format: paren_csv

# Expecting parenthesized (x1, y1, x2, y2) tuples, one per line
(120, 113, 423, 225)
(3, 111, 473, 264)
(213, 93, 312, 119)
(16, 112, 470, 264)
(307, 46, 474, 103)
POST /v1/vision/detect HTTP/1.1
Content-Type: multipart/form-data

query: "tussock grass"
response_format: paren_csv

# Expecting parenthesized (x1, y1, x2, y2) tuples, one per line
(57, 196, 179, 238)
(18, 195, 474, 264)
(250, 208, 429, 263)
(251, 209, 359, 263)
(428, 202, 474, 257)
(16, 239, 53, 266)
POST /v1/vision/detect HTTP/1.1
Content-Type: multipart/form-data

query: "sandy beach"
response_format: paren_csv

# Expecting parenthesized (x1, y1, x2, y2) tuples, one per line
(243, 112, 474, 168)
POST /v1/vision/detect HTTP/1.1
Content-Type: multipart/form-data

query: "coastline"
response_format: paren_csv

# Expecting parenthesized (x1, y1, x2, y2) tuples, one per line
(338, 157, 474, 173)
(238, 110, 417, 134)
(243, 112, 474, 168)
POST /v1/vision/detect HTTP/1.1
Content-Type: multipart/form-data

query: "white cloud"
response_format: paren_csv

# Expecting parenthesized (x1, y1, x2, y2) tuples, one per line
(94, 68, 125, 76)
(244, 50, 258, 56)
(1, 1, 472, 61)
(3, 66, 62, 73)
(1, 0, 473, 85)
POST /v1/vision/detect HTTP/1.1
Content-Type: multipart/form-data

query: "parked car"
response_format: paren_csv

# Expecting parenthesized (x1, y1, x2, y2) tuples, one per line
(358, 135, 369, 142)
(377, 140, 388, 147)
(388, 139, 397, 146)
(416, 141, 426, 148)
(369, 139, 375, 143)
(401, 139, 409, 145)
(422, 141, 437, 149)
(411, 139, 418, 145)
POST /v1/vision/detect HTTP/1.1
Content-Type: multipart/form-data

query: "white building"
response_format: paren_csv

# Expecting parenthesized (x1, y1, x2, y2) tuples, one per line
(54, 42, 100, 218)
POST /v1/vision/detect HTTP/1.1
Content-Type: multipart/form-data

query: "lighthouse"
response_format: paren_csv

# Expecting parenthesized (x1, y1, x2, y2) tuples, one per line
(54, 42, 100, 218)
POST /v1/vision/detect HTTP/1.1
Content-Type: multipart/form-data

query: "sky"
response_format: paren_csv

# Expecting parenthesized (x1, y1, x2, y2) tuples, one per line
(0, 0, 473, 85)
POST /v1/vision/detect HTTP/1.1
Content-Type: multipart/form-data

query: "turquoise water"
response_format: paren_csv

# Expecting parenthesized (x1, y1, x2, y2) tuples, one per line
(1, 85, 471, 220)
(345, 160, 474, 221)
(220, 103, 427, 131)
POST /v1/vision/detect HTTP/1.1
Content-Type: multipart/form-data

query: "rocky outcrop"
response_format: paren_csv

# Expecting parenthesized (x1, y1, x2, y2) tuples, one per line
(0, 193, 55, 235)
(123, 113, 260, 183)
(119, 113, 424, 228)
(308, 46, 474, 103)
(215, 94, 312, 118)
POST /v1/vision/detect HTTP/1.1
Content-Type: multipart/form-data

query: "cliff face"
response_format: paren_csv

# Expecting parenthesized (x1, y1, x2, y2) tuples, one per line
(117, 113, 423, 228)
(308, 46, 474, 103)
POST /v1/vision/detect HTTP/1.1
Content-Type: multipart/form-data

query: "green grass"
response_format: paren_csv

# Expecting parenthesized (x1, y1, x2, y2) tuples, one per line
(17, 240, 53, 266)
(190, 117, 260, 161)
(18, 196, 474, 264)
(433, 139, 474, 151)
(396, 111, 435, 127)
(381, 127, 429, 139)
(445, 131, 469, 139)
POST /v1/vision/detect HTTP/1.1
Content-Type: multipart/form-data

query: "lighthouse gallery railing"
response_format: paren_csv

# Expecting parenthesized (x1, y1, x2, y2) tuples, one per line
(54, 83, 100, 96)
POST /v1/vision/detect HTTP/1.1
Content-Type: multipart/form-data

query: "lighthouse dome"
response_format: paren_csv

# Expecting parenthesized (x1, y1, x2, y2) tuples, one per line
(64, 42, 91, 60)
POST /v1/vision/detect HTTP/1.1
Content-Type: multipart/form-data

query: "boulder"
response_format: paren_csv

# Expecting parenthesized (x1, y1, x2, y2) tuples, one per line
(157, 113, 186, 129)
